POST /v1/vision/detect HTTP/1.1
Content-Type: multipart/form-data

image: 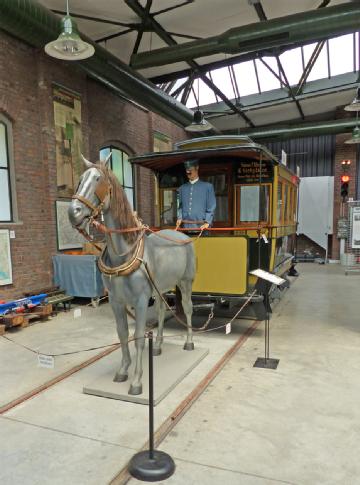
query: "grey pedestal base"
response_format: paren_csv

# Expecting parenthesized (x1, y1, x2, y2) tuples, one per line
(83, 343, 209, 405)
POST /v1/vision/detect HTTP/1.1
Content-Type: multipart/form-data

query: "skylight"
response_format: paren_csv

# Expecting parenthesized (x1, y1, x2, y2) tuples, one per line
(164, 32, 359, 109)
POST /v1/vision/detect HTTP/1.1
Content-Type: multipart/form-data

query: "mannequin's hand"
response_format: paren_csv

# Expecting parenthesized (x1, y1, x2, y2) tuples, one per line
(175, 219, 182, 230)
(200, 222, 210, 230)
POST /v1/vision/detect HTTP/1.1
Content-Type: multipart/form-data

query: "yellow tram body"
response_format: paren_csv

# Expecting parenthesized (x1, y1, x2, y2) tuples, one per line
(131, 135, 299, 300)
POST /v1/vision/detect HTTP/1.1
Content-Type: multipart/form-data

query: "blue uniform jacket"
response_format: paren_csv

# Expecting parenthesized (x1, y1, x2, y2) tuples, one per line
(177, 180, 216, 227)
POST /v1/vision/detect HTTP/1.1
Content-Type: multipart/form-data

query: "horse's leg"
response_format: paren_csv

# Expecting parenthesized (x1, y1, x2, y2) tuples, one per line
(153, 296, 166, 356)
(129, 296, 148, 395)
(112, 302, 131, 382)
(178, 280, 194, 351)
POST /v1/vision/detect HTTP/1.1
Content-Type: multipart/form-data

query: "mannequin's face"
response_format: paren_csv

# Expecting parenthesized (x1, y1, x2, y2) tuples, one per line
(186, 166, 199, 181)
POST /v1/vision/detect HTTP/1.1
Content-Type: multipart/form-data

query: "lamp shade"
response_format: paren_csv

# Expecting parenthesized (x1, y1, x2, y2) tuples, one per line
(344, 88, 360, 112)
(345, 126, 360, 144)
(185, 109, 211, 132)
(45, 15, 95, 61)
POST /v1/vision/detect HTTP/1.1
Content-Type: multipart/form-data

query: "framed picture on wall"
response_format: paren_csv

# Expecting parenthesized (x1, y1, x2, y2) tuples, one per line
(0, 229, 13, 285)
(55, 200, 86, 251)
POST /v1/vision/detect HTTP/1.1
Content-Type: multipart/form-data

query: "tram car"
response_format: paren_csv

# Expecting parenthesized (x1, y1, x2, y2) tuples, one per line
(131, 136, 299, 311)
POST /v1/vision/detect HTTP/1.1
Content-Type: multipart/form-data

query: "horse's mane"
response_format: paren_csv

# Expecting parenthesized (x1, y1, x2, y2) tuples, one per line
(98, 162, 138, 244)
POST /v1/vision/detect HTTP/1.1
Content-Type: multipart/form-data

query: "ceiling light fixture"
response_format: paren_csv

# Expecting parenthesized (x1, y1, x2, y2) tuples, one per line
(185, 109, 211, 132)
(45, 0, 95, 61)
(185, 78, 211, 132)
(345, 125, 360, 144)
(344, 88, 360, 112)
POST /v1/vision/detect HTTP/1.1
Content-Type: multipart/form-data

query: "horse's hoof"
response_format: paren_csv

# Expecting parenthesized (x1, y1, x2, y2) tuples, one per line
(129, 384, 142, 395)
(152, 347, 162, 356)
(113, 373, 128, 383)
(183, 342, 195, 351)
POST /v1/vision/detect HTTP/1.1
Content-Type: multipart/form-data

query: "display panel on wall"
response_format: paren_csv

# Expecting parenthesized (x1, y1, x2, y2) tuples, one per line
(55, 200, 86, 251)
(0, 229, 12, 285)
(53, 85, 83, 198)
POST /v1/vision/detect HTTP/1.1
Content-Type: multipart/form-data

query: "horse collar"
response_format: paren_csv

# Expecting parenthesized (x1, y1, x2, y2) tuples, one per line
(98, 234, 145, 277)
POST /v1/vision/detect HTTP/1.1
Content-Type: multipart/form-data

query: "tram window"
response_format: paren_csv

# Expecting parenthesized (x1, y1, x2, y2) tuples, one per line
(160, 188, 178, 226)
(277, 182, 283, 223)
(284, 185, 289, 222)
(236, 185, 269, 223)
(203, 173, 229, 223)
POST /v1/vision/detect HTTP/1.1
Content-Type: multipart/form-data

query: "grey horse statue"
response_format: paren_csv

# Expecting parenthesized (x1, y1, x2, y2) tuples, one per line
(68, 156, 195, 395)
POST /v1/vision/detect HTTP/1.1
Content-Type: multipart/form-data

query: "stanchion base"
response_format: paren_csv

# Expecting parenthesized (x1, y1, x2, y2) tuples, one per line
(128, 450, 175, 482)
(253, 357, 279, 369)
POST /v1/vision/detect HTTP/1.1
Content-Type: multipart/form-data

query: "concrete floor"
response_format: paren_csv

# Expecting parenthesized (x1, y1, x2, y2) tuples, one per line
(1, 263, 359, 484)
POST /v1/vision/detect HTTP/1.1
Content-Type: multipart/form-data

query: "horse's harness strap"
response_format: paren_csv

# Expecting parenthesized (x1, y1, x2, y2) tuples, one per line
(72, 177, 112, 219)
(98, 234, 145, 277)
(92, 220, 145, 234)
(72, 194, 98, 212)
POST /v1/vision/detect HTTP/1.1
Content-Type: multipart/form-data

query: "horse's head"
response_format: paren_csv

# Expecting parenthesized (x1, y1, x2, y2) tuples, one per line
(68, 154, 112, 230)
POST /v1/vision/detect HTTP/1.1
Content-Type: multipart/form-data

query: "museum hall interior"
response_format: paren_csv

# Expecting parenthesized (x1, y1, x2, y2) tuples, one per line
(0, 1, 359, 484)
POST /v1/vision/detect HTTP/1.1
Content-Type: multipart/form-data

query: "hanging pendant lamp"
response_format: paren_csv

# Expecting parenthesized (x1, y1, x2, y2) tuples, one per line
(345, 126, 360, 144)
(185, 78, 211, 132)
(45, 0, 94, 61)
(344, 88, 360, 112)
(185, 109, 211, 132)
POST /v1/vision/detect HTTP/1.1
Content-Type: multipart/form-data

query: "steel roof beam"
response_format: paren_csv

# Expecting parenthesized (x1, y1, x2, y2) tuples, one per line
(0, 0, 204, 129)
(125, 0, 255, 126)
(228, 118, 359, 140)
(252, 1, 305, 120)
(130, 3, 360, 69)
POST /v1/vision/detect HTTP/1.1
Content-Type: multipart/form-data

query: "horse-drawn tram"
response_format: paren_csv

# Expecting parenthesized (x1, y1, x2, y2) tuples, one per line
(131, 135, 299, 311)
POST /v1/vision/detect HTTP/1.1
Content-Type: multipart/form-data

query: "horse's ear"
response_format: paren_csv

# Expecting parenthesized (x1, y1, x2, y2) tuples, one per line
(81, 154, 94, 169)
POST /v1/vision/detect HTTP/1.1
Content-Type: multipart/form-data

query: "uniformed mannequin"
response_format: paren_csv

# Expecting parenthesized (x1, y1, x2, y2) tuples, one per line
(176, 160, 216, 231)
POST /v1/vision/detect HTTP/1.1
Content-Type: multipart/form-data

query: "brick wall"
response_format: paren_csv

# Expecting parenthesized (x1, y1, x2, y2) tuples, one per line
(0, 31, 187, 300)
(331, 133, 357, 259)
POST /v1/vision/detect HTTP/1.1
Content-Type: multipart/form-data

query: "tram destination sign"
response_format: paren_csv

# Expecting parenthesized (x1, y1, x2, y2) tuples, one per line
(236, 161, 273, 184)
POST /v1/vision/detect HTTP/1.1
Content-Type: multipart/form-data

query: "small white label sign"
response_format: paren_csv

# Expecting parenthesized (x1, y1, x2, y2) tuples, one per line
(225, 323, 232, 335)
(74, 308, 82, 318)
(37, 354, 55, 369)
(261, 234, 268, 244)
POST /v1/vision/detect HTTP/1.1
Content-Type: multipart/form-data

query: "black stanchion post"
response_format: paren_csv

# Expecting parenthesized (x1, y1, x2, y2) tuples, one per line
(148, 331, 154, 460)
(253, 281, 279, 370)
(128, 332, 175, 482)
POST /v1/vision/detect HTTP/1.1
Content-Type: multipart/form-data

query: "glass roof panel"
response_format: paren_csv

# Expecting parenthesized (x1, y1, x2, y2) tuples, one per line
(164, 33, 360, 110)
(303, 42, 329, 82)
(329, 34, 354, 77)
(232, 60, 259, 96)
(187, 88, 197, 108)
(255, 57, 281, 92)
(279, 47, 304, 87)
(187, 76, 217, 108)
(170, 77, 186, 96)
(210, 67, 236, 100)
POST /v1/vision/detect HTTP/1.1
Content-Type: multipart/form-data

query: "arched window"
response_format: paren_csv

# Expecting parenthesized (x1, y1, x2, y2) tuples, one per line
(100, 146, 135, 209)
(0, 116, 14, 222)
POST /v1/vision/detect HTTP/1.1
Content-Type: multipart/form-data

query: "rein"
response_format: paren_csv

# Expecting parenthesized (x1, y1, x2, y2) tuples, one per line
(73, 168, 202, 277)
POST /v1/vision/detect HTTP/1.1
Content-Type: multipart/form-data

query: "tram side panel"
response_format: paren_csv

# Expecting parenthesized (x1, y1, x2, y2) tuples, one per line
(192, 236, 248, 296)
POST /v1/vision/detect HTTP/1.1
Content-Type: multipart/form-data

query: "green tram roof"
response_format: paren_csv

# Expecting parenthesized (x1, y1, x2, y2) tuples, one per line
(130, 140, 279, 172)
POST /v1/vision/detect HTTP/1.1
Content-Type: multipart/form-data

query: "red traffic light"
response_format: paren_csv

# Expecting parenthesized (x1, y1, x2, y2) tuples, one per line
(341, 174, 350, 183)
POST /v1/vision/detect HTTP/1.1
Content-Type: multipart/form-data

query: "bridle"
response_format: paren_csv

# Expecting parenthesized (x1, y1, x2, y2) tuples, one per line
(72, 172, 112, 221)
(71, 166, 201, 277)
(71, 169, 146, 276)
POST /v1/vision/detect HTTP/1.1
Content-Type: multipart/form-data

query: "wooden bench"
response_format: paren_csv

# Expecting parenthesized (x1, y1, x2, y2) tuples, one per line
(24, 286, 74, 313)
(47, 293, 74, 312)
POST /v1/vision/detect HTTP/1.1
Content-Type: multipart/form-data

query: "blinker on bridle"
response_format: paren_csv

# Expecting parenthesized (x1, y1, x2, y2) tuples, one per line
(72, 173, 112, 220)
